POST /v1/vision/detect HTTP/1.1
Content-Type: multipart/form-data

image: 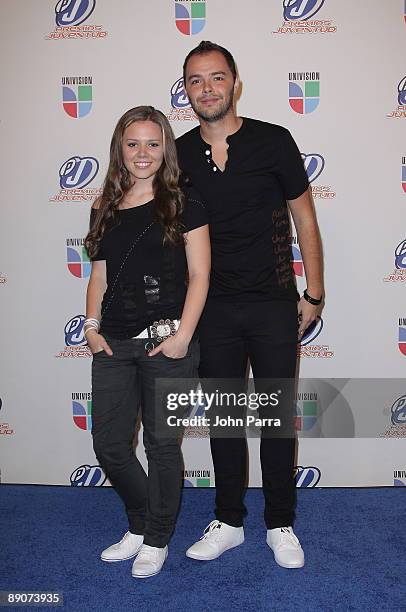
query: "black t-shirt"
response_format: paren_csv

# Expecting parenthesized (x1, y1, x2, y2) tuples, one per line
(90, 189, 207, 339)
(176, 117, 309, 302)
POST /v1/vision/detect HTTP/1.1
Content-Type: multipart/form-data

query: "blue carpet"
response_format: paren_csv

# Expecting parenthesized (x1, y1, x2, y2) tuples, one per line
(1, 486, 405, 611)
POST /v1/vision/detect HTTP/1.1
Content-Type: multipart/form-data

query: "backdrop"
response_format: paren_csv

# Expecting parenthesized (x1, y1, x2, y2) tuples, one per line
(1, 0, 405, 489)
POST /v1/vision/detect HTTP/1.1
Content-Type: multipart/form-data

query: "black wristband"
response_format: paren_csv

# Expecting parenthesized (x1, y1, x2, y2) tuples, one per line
(303, 289, 323, 306)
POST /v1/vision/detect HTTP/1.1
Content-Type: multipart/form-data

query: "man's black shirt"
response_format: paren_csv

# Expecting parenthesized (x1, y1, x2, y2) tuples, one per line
(176, 117, 309, 302)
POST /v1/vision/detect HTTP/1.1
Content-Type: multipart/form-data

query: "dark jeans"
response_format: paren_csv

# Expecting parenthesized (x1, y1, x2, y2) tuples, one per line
(198, 299, 299, 530)
(91, 336, 198, 548)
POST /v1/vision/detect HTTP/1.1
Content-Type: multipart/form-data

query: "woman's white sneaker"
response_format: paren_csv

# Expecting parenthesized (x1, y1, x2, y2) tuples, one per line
(266, 527, 304, 568)
(186, 520, 244, 561)
(132, 544, 168, 578)
(100, 531, 144, 562)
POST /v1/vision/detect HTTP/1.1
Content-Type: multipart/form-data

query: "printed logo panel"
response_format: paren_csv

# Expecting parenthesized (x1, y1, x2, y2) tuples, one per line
(70, 464, 106, 486)
(283, 0, 325, 21)
(302, 153, 325, 183)
(175, 1, 206, 35)
(59, 156, 99, 189)
(289, 72, 320, 114)
(72, 400, 92, 430)
(294, 466, 321, 487)
(55, 0, 96, 26)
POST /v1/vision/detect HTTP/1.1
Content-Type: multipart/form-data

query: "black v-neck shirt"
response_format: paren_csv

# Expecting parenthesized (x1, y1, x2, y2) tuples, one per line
(176, 117, 309, 302)
(89, 188, 207, 339)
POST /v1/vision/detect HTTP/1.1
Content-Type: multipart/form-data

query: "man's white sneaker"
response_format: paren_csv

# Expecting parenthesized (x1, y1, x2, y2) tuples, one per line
(186, 520, 244, 561)
(100, 531, 144, 562)
(266, 527, 304, 568)
(131, 544, 168, 578)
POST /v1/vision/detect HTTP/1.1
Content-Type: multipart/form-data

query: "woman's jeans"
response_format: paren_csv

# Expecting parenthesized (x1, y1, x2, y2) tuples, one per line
(91, 336, 199, 548)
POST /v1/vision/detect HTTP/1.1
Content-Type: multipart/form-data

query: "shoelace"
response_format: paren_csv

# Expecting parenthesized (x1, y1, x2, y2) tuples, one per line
(277, 528, 300, 549)
(200, 520, 223, 541)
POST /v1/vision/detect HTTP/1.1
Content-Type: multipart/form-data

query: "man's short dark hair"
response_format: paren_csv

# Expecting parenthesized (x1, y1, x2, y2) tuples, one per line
(182, 41, 237, 84)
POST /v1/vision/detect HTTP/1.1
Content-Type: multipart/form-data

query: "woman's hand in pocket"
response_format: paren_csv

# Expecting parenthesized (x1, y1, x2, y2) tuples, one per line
(148, 333, 188, 359)
(86, 330, 113, 356)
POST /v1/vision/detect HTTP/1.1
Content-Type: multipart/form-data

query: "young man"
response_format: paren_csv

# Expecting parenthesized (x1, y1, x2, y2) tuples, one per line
(176, 42, 324, 568)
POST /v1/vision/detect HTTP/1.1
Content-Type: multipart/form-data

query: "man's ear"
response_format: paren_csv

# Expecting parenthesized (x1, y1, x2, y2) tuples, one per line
(233, 77, 240, 95)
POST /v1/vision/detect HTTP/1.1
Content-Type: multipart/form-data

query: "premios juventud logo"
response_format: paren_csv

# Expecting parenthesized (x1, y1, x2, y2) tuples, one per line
(175, 1, 206, 35)
(380, 394, 406, 438)
(274, 0, 336, 34)
(46, 0, 108, 39)
(301, 153, 336, 199)
(70, 464, 107, 486)
(299, 317, 335, 359)
(50, 155, 101, 203)
(387, 76, 406, 118)
(0, 397, 15, 437)
(55, 315, 91, 358)
(383, 239, 406, 283)
(166, 76, 198, 123)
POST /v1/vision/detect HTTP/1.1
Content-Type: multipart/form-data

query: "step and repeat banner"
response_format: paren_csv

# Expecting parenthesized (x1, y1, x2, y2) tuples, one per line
(1, 0, 405, 489)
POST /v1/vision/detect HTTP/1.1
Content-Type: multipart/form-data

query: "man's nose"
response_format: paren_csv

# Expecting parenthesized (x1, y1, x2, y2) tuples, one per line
(202, 79, 213, 94)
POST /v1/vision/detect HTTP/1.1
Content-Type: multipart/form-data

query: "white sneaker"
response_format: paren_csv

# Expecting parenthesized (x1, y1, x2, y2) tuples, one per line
(131, 544, 168, 578)
(186, 520, 244, 561)
(266, 527, 304, 568)
(100, 531, 144, 562)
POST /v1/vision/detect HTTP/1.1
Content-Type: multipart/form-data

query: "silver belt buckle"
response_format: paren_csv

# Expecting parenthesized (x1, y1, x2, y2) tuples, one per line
(150, 319, 176, 343)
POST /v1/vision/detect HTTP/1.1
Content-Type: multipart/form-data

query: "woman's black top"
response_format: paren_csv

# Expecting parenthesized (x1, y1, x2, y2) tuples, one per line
(90, 189, 207, 339)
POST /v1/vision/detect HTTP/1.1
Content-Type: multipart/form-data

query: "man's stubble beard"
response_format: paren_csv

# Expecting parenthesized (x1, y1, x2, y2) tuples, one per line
(190, 90, 234, 123)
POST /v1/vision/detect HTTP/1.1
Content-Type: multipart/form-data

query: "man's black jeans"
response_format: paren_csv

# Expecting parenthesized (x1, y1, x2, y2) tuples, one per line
(198, 298, 299, 530)
(91, 336, 198, 548)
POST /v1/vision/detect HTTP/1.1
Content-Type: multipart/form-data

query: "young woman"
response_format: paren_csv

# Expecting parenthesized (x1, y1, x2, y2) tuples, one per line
(84, 106, 210, 578)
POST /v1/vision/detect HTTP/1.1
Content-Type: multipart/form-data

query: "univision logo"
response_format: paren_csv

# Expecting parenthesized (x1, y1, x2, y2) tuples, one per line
(283, 0, 325, 21)
(62, 76, 92, 118)
(183, 468, 211, 487)
(72, 393, 92, 430)
(295, 396, 318, 431)
(394, 469, 406, 486)
(294, 465, 321, 487)
(289, 71, 320, 114)
(55, 0, 96, 26)
(399, 318, 406, 357)
(66, 239, 91, 278)
(70, 464, 106, 486)
(175, 1, 206, 36)
(291, 244, 303, 277)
